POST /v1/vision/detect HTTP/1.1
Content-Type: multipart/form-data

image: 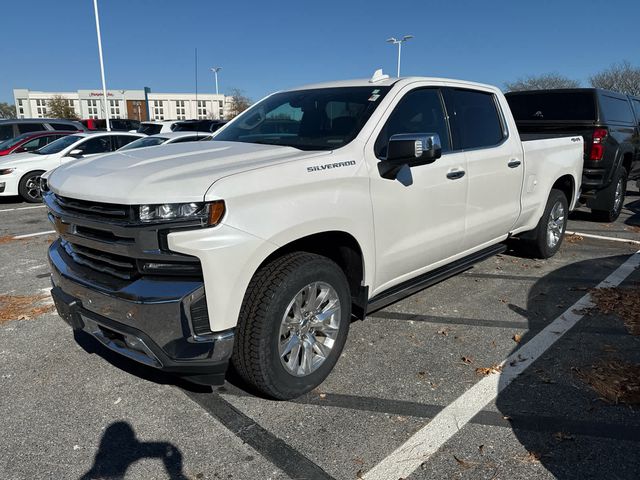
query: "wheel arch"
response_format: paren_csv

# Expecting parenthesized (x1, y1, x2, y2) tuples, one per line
(551, 174, 576, 209)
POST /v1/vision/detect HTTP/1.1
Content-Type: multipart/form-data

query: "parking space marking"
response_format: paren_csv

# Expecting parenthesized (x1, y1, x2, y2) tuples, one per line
(369, 310, 528, 329)
(0, 205, 46, 213)
(184, 390, 336, 480)
(364, 250, 640, 480)
(12, 230, 55, 239)
(566, 231, 640, 245)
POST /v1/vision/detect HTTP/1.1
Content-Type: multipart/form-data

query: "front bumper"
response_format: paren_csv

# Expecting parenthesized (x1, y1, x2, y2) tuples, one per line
(49, 240, 234, 385)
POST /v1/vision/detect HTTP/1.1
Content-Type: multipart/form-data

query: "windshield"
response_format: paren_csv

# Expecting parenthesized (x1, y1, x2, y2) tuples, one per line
(215, 86, 391, 150)
(36, 135, 82, 155)
(137, 123, 163, 135)
(118, 136, 168, 151)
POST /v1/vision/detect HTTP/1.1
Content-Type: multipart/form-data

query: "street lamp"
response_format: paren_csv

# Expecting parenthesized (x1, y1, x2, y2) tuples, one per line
(210, 67, 222, 95)
(92, 0, 110, 131)
(386, 35, 414, 78)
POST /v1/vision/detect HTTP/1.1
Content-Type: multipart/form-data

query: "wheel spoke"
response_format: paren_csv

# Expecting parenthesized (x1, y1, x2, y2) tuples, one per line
(280, 334, 299, 357)
(309, 334, 331, 358)
(301, 340, 314, 374)
(304, 282, 318, 310)
(286, 340, 302, 371)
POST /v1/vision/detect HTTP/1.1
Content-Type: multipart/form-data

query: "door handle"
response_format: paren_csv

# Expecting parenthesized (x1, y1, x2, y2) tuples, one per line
(446, 170, 465, 180)
(508, 159, 522, 168)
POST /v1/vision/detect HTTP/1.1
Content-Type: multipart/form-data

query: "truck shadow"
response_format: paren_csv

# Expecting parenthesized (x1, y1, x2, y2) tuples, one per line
(79, 421, 188, 480)
(496, 253, 639, 479)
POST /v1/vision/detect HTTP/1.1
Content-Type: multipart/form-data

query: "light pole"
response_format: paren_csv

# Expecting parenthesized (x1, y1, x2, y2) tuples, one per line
(386, 35, 414, 78)
(92, 0, 110, 131)
(210, 67, 222, 95)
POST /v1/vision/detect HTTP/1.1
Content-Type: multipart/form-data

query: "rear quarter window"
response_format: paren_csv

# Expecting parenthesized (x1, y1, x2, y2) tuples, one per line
(599, 95, 635, 123)
(18, 123, 46, 134)
(51, 122, 80, 131)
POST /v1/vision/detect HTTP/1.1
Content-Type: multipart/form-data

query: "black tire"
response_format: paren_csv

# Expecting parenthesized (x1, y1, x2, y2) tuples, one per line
(520, 189, 569, 259)
(232, 252, 351, 400)
(18, 170, 45, 203)
(592, 167, 627, 222)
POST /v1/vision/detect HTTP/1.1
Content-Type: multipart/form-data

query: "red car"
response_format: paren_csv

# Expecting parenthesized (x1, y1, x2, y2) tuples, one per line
(0, 131, 77, 156)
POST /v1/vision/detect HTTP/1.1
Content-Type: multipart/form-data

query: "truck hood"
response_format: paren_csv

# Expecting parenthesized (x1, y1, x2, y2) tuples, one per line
(48, 141, 331, 204)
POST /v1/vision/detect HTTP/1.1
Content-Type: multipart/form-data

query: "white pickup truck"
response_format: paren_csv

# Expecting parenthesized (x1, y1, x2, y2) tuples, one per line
(45, 73, 583, 399)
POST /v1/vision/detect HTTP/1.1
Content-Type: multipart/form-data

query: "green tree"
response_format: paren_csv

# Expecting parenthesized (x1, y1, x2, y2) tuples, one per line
(47, 95, 79, 119)
(590, 61, 640, 96)
(0, 102, 16, 119)
(504, 73, 580, 92)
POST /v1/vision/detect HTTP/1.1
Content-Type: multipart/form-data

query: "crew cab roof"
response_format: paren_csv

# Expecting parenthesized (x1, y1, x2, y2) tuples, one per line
(289, 76, 499, 92)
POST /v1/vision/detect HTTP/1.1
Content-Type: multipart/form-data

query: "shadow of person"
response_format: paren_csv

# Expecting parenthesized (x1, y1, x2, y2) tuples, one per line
(495, 253, 640, 479)
(80, 421, 188, 480)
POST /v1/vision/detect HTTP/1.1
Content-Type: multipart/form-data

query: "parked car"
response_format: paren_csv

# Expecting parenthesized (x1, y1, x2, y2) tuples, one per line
(136, 120, 179, 135)
(45, 73, 583, 399)
(172, 119, 226, 133)
(0, 131, 144, 202)
(118, 131, 212, 151)
(81, 118, 141, 132)
(506, 88, 640, 221)
(0, 131, 77, 156)
(0, 118, 85, 143)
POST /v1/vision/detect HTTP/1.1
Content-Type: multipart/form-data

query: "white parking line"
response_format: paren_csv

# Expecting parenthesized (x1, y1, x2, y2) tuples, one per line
(13, 230, 55, 239)
(364, 250, 640, 480)
(0, 205, 46, 213)
(566, 231, 640, 246)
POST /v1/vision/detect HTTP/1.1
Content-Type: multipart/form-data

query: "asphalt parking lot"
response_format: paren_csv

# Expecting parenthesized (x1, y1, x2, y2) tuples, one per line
(1, 187, 639, 480)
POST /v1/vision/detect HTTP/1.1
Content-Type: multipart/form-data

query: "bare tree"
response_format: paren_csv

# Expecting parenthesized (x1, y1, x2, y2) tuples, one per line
(227, 88, 251, 119)
(47, 95, 79, 119)
(504, 73, 580, 92)
(590, 61, 640, 95)
(0, 102, 16, 119)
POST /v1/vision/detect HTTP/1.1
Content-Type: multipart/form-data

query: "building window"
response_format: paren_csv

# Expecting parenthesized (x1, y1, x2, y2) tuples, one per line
(87, 99, 99, 119)
(153, 100, 164, 120)
(36, 99, 47, 117)
(109, 99, 121, 119)
(175, 100, 186, 120)
(197, 100, 208, 119)
(18, 99, 23, 106)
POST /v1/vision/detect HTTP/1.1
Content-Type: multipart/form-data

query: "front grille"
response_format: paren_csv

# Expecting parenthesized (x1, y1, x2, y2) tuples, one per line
(63, 241, 137, 280)
(53, 194, 133, 221)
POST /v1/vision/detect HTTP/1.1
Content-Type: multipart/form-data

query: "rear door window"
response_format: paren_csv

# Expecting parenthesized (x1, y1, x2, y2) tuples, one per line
(600, 95, 635, 123)
(18, 123, 46, 134)
(51, 122, 79, 131)
(20, 137, 46, 152)
(444, 89, 505, 150)
(112, 135, 140, 149)
(375, 88, 451, 158)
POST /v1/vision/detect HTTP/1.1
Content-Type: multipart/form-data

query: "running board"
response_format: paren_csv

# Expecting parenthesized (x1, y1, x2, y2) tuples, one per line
(366, 243, 507, 314)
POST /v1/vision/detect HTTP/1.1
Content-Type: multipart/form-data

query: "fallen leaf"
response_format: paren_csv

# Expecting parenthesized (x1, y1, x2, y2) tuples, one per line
(554, 431, 575, 442)
(319, 393, 327, 399)
(461, 356, 473, 365)
(478, 444, 485, 455)
(512, 333, 522, 343)
(453, 454, 475, 469)
(475, 364, 503, 376)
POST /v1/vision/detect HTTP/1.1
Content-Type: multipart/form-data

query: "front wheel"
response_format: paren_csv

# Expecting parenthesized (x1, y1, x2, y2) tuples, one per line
(520, 189, 569, 259)
(232, 252, 351, 400)
(18, 170, 45, 203)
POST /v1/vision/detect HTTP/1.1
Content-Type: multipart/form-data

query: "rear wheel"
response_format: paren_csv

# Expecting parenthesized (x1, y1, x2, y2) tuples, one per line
(18, 170, 45, 203)
(520, 189, 569, 259)
(592, 167, 627, 222)
(232, 252, 351, 400)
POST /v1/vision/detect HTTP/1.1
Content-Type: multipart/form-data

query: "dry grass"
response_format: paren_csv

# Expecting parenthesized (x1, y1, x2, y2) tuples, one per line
(575, 360, 640, 407)
(590, 287, 640, 336)
(0, 294, 55, 324)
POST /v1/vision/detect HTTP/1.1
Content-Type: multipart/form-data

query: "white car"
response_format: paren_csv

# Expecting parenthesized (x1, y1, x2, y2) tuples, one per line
(137, 121, 179, 135)
(0, 131, 144, 202)
(118, 131, 212, 151)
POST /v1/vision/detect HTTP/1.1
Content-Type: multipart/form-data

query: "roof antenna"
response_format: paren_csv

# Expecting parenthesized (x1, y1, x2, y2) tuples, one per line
(369, 69, 390, 83)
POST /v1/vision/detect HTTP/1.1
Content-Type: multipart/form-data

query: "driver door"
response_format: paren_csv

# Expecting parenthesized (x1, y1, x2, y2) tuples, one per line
(366, 87, 468, 295)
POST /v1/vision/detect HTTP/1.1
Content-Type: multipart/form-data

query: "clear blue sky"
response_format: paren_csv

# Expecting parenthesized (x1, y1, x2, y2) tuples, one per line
(1, 0, 638, 104)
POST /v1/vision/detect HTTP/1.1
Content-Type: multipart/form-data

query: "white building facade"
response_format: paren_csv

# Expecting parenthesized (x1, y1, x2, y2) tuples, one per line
(13, 89, 232, 121)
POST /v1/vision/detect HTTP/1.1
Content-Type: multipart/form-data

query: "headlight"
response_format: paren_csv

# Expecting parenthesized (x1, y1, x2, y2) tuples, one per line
(0, 168, 15, 175)
(138, 200, 225, 226)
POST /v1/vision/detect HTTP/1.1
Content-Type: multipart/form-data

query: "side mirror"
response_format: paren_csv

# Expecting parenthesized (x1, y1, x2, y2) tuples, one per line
(378, 133, 442, 179)
(68, 148, 84, 157)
